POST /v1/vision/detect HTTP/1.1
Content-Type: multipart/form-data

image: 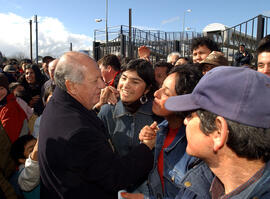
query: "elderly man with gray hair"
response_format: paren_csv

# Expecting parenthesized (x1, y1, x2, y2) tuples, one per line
(167, 52, 181, 65)
(38, 52, 155, 199)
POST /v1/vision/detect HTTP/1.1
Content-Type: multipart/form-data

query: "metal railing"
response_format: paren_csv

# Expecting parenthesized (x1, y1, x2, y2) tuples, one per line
(93, 25, 201, 61)
(204, 15, 270, 64)
(93, 15, 270, 64)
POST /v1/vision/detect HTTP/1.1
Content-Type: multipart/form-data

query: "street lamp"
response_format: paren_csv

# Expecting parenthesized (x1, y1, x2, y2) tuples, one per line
(182, 9, 191, 57)
(182, 9, 192, 41)
(95, 0, 108, 53)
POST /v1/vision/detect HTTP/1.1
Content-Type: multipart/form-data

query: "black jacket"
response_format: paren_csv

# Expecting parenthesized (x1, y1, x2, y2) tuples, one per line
(39, 87, 154, 199)
(234, 50, 253, 66)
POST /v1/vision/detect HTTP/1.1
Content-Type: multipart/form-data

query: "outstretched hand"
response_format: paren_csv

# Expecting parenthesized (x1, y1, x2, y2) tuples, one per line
(138, 46, 150, 61)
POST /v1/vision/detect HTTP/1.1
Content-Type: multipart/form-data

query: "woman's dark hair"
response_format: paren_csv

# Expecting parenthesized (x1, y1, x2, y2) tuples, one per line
(154, 61, 173, 75)
(168, 64, 203, 119)
(196, 109, 270, 162)
(168, 64, 203, 96)
(24, 64, 46, 85)
(10, 135, 36, 165)
(123, 59, 157, 99)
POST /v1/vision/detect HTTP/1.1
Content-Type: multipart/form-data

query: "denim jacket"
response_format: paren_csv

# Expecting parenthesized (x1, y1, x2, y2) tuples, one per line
(175, 160, 270, 199)
(174, 160, 213, 199)
(98, 100, 161, 156)
(148, 120, 196, 199)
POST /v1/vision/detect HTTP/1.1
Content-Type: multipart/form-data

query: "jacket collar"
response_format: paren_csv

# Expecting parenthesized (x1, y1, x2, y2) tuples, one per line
(113, 100, 153, 118)
(53, 86, 96, 116)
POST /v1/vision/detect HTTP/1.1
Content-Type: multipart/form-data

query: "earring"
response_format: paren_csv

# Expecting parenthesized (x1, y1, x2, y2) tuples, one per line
(140, 94, 148, 104)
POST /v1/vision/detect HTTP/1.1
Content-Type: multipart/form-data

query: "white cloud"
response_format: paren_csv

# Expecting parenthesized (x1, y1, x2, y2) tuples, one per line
(0, 12, 93, 58)
(161, 16, 180, 25)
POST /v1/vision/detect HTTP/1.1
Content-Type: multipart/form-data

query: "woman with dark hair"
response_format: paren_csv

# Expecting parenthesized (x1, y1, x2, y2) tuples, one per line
(98, 59, 162, 195)
(18, 64, 46, 115)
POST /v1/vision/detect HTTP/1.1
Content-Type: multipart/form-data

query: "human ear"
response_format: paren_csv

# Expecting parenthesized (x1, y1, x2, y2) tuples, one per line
(144, 86, 151, 95)
(65, 80, 77, 96)
(212, 116, 229, 152)
(107, 65, 112, 72)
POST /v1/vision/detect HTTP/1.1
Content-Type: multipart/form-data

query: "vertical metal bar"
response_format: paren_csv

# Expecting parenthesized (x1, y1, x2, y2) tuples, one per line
(245, 22, 248, 46)
(34, 15, 38, 64)
(105, 0, 108, 54)
(70, 43, 72, 51)
(257, 15, 265, 43)
(29, 20, 33, 61)
(128, 8, 132, 58)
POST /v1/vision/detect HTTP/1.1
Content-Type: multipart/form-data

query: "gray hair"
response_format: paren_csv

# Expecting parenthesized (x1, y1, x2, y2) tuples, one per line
(167, 52, 181, 62)
(54, 61, 85, 91)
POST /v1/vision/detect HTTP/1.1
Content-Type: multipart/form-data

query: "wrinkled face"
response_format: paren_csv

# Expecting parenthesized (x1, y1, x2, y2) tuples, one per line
(184, 112, 213, 158)
(73, 64, 105, 110)
(25, 68, 36, 84)
(0, 86, 8, 101)
(192, 45, 211, 63)
(168, 55, 179, 65)
(118, 70, 147, 104)
(154, 67, 168, 88)
(24, 139, 37, 158)
(257, 52, 270, 77)
(152, 73, 177, 117)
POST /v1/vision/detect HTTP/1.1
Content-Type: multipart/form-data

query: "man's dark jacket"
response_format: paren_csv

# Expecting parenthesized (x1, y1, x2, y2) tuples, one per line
(39, 87, 154, 199)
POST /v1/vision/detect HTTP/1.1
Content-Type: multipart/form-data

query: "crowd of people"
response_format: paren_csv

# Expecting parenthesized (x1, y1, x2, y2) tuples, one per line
(0, 34, 270, 199)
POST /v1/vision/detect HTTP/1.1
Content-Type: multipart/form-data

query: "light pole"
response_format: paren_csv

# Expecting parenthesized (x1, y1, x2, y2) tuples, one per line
(182, 9, 191, 56)
(105, 0, 108, 47)
(182, 9, 191, 41)
(95, 0, 108, 53)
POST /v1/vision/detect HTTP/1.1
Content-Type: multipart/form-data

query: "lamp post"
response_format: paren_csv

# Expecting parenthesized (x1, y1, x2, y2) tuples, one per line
(95, 0, 108, 53)
(182, 9, 191, 57)
(182, 9, 191, 41)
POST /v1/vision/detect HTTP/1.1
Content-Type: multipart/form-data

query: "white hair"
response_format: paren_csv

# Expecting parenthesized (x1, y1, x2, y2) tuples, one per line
(167, 52, 181, 62)
(54, 61, 86, 91)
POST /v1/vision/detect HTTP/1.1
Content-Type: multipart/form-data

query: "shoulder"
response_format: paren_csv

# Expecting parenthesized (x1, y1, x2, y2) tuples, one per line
(98, 104, 115, 118)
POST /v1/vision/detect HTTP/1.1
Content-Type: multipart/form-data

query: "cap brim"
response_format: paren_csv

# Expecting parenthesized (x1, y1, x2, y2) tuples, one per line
(165, 94, 201, 112)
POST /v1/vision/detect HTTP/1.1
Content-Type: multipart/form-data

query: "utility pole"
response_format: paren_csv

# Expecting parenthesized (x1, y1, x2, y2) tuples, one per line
(29, 19, 33, 61)
(105, 0, 108, 53)
(128, 8, 132, 58)
(34, 15, 38, 64)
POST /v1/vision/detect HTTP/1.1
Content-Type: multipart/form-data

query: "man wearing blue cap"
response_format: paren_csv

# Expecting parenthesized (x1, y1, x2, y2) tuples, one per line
(165, 66, 270, 198)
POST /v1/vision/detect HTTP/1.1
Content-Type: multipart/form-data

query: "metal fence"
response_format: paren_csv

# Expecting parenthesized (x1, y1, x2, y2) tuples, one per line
(93, 15, 270, 64)
(204, 15, 270, 64)
(93, 25, 201, 62)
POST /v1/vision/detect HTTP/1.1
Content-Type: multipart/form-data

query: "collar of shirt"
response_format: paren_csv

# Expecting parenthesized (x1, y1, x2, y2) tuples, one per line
(210, 165, 265, 199)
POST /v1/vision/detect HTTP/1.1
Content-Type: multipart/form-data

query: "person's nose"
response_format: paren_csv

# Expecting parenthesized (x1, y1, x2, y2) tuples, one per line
(98, 78, 106, 89)
(154, 89, 161, 99)
(263, 65, 270, 73)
